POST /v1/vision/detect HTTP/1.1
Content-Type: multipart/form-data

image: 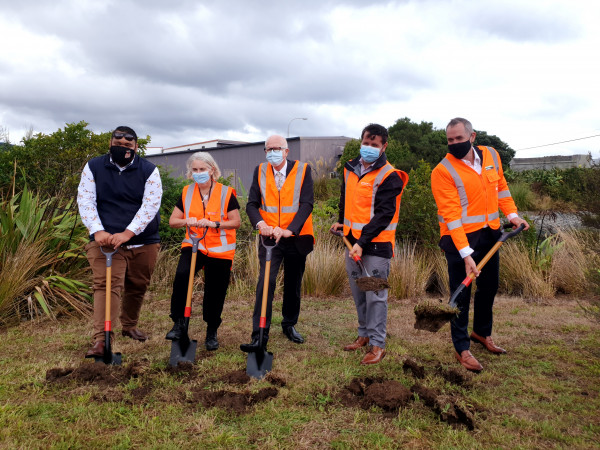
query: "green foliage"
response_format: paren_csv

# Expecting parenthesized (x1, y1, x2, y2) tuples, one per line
(474, 129, 515, 167)
(395, 161, 439, 247)
(337, 139, 360, 175)
(0, 188, 92, 324)
(509, 182, 536, 211)
(155, 166, 189, 247)
(388, 117, 448, 170)
(0, 121, 149, 198)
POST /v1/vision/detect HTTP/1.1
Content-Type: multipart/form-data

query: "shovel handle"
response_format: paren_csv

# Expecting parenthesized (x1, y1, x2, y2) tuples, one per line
(330, 229, 362, 264)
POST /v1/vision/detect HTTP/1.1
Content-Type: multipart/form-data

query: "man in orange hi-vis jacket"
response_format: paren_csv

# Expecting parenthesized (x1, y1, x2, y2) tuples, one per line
(431, 117, 529, 372)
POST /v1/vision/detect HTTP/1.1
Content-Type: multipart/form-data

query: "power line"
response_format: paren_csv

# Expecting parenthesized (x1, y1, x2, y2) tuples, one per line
(517, 134, 600, 151)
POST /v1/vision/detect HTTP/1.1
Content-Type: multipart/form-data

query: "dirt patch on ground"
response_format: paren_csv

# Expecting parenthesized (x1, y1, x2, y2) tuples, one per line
(437, 365, 473, 387)
(341, 377, 477, 429)
(217, 370, 251, 385)
(413, 300, 459, 332)
(189, 386, 279, 414)
(265, 373, 287, 387)
(403, 357, 425, 379)
(46, 360, 150, 387)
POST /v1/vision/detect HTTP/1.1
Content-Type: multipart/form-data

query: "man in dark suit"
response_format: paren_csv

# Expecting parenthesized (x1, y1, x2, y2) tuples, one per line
(244, 134, 314, 346)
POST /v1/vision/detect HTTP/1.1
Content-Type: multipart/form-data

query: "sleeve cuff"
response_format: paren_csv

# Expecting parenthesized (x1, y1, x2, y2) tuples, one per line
(506, 213, 518, 220)
(459, 246, 474, 258)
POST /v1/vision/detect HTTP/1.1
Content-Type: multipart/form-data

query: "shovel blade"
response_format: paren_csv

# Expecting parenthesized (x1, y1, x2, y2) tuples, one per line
(246, 349, 273, 379)
(169, 339, 198, 367)
(92, 352, 122, 366)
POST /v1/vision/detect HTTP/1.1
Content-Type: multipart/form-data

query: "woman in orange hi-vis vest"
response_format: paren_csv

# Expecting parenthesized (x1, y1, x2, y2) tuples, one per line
(431, 117, 529, 373)
(331, 124, 408, 366)
(165, 152, 241, 351)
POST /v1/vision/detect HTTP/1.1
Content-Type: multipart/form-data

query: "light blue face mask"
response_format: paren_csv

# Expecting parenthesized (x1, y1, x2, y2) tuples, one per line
(266, 150, 284, 166)
(192, 171, 210, 184)
(360, 145, 381, 163)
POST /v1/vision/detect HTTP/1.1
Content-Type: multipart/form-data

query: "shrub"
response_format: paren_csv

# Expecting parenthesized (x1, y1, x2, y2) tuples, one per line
(302, 233, 347, 297)
(509, 182, 536, 211)
(388, 241, 433, 299)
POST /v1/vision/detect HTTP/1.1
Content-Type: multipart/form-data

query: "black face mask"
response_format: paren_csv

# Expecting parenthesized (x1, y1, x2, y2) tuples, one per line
(448, 140, 472, 159)
(110, 145, 135, 167)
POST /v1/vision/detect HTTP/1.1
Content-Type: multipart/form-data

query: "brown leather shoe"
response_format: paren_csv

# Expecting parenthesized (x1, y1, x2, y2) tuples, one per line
(122, 328, 148, 342)
(85, 341, 105, 358)
(455, 350, 483, 372)
(470, 332, 506, 354)
(343, 336, 369, 351)
(361, 346, 386, 365)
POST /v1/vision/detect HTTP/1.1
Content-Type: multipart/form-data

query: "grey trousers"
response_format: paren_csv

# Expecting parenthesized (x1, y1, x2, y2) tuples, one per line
(345, 251, 390, 348)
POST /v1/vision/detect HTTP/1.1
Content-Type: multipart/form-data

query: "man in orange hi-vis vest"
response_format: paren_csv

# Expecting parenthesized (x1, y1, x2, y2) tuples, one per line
(243, 134, 314, 348)
(431, 117, 529, 372)
(331, 123, 408, 365)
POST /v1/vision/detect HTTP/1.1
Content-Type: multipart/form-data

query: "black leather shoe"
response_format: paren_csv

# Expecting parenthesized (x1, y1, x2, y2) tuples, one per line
(283, 326, 304, 344)
(205, 330, 219, 351)
(165, 318, 186, 341)
(240, 336, 261, 352)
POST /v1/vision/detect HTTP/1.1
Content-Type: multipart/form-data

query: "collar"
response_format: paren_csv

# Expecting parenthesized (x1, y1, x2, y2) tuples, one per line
(272, 160, 288, 176)
(109, 153, 137, 171)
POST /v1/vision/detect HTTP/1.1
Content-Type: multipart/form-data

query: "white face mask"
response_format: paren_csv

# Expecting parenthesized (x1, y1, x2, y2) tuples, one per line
(266, 150, 284, 165)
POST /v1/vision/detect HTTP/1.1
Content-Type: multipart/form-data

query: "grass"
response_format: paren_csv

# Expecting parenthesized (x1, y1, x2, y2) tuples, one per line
(1, 291, 599, 448)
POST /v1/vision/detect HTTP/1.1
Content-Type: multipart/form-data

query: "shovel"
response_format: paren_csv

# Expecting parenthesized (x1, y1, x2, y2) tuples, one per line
(414, 223, 526, 332)
(169, 226, 208, 367)
(240, 235, 275, 379)
(89, 246, 122, 365)
(331, 230, 390, 291)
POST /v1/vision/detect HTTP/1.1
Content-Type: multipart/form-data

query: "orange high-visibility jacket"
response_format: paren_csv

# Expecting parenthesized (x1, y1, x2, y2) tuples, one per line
(258, 161, 314, 238)
(343, 162, 409, 250)
(431, 145, 517, 252)
(181, 182, 237, 260)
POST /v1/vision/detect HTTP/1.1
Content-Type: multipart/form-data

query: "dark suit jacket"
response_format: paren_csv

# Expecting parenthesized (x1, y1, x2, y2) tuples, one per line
(246, 159, 314, 255)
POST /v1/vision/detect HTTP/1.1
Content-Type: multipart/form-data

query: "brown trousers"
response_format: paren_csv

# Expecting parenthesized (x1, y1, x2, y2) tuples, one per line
(85, 241, 160, 342)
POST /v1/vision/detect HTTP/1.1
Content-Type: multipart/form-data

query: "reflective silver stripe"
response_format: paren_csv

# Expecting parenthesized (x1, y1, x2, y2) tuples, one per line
(485, 147, 499, 171)
(263, 206, 279, 213)
(352, 222, 367, 230)
(259, 163, 268, 210)
(344, 169, 350, 186)
(498, 190, 512, 199)
(343, 217, 352, 227)
(447, 218, 462, 230)
(370, 164, 394, 218)
(488, 211, 499, 221)
(182, 238, 207, 252)
(463, 215, 485, 223)
(183, 183, 195, 220)
(207, 242, 236, 253)
(218, 187, 229, 247)
(438, 215, 445, 223)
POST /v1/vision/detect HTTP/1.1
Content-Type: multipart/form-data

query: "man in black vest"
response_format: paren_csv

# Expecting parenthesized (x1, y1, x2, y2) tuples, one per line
(77, 126, 162, 357)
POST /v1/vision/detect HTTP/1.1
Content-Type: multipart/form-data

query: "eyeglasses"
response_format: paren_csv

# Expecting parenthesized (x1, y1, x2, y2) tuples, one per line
(264, 147, 287, 153)
(113, 132, 135, 141)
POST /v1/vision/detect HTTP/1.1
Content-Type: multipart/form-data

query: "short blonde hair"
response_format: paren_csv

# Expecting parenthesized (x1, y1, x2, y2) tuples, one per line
(185, 152, 221, 180)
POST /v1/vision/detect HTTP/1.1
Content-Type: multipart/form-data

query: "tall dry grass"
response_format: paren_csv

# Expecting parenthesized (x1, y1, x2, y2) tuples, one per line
(550, 230, 591, 295)
(302, 234, 347, 297)
(430, 249, 450, 297)
(500, 240, 555, 299)
(388, 241, 433, 299)
(228, 236, 262, 299)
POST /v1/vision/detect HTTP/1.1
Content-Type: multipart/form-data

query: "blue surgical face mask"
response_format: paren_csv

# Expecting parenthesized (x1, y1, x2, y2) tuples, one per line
(360, 145, 381, 163)
(192, 171, 210, 184)
(266, 150, 284, 166)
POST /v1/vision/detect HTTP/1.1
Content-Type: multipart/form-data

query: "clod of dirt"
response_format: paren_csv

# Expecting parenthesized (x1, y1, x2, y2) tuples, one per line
(403, 357, 425, 379)
(219, 370, 250, 385)
(189, 387, 278, 414)
(437, 365, 473, 387)
(363, 381, 412, 412)
(434, 395, 475, 430)
(414, 300, 459, 332)
(410, 383, 440, 407)
(265, 373, 287, 387)
(356, 276, 390, 292)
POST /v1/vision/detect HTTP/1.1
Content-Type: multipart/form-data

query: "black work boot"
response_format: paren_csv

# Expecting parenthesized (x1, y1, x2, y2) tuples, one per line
(165, 318, 186, 340)
(205, 329, 219, 351)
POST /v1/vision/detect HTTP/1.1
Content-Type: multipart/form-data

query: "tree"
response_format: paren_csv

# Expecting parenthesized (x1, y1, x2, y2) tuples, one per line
(474, 129, 515, 168)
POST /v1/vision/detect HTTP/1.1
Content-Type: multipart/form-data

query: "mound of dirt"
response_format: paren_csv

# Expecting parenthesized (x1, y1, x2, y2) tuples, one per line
(218, 370, 251, 385)
(413, 300, 459, 332)
(189, 387, 278, 414)
(403, 357, 425, 379)
(339, 377, 411, 413)
(46, 360, 149, 387)
(411, 383, 439, 407)
(265, 373, 287, 387)
(437, 365, 473, 387)
(433, 395, 475, 430)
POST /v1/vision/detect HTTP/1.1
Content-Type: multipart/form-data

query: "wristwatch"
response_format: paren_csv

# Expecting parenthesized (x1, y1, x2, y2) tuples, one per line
(214, 221, 220, 229)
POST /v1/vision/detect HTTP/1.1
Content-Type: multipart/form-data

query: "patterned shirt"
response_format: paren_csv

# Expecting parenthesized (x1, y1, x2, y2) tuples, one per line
(77, 155, 163, 238)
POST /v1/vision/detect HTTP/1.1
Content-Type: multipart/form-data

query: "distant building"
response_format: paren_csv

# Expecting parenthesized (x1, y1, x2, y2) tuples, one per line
(511, 154, 593, 172)
(145, 136, 352, 192)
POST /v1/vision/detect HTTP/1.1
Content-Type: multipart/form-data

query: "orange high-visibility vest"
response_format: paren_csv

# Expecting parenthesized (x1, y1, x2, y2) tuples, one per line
(181, 182, 237, 260)
(431, 145, 517, 252)
(258, 161, 314, 238)
(343, 162, 408, 251)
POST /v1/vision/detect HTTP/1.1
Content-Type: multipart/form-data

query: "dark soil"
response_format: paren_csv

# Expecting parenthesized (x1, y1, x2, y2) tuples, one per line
(189, 387, 278, 414)
(342, 377, 477, 429)
(403, 357, 425, 379)
(413, 300, 459, 332)
(356, 276, 389, 292)
(218, 370, 251, 385)
(265, 373, 287, 387)
(437, 365, 473, 387)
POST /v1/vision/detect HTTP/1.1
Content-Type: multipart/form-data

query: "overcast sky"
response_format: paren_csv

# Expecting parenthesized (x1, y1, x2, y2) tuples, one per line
(1, 0, 599, 158)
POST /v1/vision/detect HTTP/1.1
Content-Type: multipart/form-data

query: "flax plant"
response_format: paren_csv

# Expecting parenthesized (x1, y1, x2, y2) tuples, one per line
(388, 241, 433, 299)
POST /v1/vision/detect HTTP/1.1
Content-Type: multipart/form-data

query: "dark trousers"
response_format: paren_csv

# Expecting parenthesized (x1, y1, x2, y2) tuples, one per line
(252, 239, 306, 339)
(170, 247, 232, 332)
(446, 228, 500, 353)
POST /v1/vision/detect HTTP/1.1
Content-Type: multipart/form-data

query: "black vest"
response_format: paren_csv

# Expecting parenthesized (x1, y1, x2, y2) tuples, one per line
(88, 154, 160, 245)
